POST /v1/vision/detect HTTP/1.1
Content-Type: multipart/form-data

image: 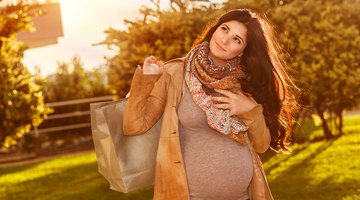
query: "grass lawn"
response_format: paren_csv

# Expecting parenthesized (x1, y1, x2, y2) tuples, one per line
(0, 152, 153, 200)
(1, 115, 359, 200)
(262, 133, 360, 200)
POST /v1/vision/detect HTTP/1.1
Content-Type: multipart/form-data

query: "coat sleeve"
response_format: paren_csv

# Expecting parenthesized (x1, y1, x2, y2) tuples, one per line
(123, 66, 168, 135)
(237, 104, 271, 153)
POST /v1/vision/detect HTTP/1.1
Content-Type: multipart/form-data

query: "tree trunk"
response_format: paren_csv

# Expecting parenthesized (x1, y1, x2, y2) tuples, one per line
(336, 109, 344, 135)
(317, 110, 333, 139)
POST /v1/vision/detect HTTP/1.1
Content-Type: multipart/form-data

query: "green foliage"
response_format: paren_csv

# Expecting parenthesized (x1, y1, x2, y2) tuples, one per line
(0, 1, 35, 37)
(34, 57, 112, 151)
(0, 1, 49, 149)
(101, 1, 221, 97)
(43, 56, 111, 102)
(270, 0, 360, 137)
(222, 0, 286, 14)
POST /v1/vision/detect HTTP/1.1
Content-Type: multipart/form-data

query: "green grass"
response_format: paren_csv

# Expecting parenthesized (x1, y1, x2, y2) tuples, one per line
(261, 133, 360, 200)
(0, 153, 153, 200)
(1, 115, 359, 200)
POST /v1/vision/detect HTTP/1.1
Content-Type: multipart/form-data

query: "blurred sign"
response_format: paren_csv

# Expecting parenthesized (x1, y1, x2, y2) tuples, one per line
(16, 2, 63, 48)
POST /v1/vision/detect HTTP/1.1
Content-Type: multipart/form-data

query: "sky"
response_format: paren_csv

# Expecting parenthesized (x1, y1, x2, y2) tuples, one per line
(22, 0, 223, 77)
(22, 0, 172, 76)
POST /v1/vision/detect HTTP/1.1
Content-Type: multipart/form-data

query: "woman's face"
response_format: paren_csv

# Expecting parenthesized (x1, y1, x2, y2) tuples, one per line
(209, 20, 248, 64)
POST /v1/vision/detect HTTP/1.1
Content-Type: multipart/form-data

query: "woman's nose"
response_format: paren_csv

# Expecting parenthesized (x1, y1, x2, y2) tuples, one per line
(221, 36, 229, 44)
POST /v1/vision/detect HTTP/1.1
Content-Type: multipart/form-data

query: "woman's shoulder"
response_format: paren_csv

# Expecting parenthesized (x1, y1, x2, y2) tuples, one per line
(163, 57, 185, 75)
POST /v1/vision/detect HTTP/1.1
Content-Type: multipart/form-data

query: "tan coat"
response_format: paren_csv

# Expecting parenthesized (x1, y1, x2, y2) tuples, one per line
(123, 58, 274, 200)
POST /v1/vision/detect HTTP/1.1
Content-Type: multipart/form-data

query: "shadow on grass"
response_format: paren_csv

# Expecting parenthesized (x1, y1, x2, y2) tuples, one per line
(0, 159, 153, 200)
(260, 144, 307, 172)
(267, 137, 360, 200)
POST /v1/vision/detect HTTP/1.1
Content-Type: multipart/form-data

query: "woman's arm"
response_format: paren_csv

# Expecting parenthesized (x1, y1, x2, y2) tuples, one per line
(211, 89, 271, 153)
(123, 65, 168, 136)
(236, 105, 271, 153)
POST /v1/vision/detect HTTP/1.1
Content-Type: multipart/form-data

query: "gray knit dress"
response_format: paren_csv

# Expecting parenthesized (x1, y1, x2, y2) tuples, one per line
(177, 84, 253, 200)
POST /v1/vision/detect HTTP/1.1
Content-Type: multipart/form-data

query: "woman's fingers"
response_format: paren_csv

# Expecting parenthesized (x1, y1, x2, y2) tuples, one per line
(213, 102, 230, 109)
(149, 55, 156, 62)
(144, 55, 156, 65)
(211, 96, 229, 103)
(156, 60, 164, 68)
(214, 88, 235, 97)
(143, 56, 163, 75)
(144, 56, 164, 67)
(212, 89, 258, 115)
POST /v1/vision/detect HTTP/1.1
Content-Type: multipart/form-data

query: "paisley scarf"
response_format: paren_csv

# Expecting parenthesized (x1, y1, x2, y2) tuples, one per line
(184, 41, 248, 142)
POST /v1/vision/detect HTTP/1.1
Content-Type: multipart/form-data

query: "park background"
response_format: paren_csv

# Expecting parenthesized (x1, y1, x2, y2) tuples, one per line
(0, 0, 359, 199)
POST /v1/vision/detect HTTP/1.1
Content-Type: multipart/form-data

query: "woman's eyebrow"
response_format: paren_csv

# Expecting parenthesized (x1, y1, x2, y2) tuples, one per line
(223, 23, 245, 43)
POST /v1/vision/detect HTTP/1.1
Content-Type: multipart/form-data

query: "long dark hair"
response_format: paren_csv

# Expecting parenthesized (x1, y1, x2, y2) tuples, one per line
(194, 9, 299, 152)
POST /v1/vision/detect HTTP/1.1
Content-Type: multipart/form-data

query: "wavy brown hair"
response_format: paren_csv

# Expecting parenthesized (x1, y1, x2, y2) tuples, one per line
(194, 9, 299, 152)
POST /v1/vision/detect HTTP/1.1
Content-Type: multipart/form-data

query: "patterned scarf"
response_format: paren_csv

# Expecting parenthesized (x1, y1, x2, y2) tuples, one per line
(184, 41, 248, 142)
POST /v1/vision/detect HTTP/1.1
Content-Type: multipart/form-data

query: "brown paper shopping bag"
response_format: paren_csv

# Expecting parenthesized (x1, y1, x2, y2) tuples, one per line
(90, 99, 161, 193)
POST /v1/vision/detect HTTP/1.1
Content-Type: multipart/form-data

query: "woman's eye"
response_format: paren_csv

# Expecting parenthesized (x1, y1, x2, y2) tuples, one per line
(234, 38, 241, 44)
(221, 26, 228, 32)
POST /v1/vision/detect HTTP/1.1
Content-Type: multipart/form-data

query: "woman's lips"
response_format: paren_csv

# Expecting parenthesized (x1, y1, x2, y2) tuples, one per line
(215, 42, 226, 52)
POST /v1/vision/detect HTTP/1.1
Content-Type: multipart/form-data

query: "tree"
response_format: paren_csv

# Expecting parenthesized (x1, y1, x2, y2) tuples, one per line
(222, 0, 294, 17)
(43, 56, 111, 102)
(273, 0, 360, 138)
(35, 56, 111, 151)
(100, 0, 221, 98)
(0, 1, 49, 149)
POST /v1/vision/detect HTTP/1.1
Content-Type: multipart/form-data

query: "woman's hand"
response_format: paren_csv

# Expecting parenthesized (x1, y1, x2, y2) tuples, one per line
(211, 89, 257, 116)
(142, 56, 164, 75)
